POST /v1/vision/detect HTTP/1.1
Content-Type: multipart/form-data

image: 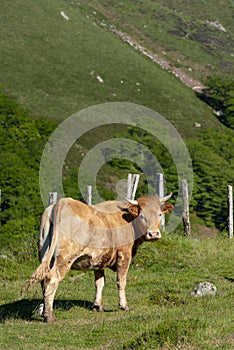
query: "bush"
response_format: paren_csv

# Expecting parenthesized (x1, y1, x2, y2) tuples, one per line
(0, 92, 56, 254)
(200, 76, 234, 129)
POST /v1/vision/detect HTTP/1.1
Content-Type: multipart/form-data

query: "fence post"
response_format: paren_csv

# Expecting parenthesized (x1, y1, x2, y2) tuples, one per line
(126, 173, 133, 200)
(182, 179, 191, 237)
(86, 185, 92, 205)
(126, 173, 140, 200)
(48, 192, 57, 206)
(131, 174, 140, 200)
(156, 173, 165, 230)
(228, 185, 233, 238)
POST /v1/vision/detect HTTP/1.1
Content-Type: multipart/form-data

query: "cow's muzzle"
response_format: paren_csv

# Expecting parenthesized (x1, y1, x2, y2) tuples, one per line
(146, 230, 161, 241)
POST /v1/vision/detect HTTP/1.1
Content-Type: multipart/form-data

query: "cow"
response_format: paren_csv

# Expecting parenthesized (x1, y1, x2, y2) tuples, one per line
(23, 194, 173, 322)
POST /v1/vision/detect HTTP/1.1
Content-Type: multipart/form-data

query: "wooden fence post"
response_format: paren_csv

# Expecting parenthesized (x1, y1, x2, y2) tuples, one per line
(48, 192, 57, 206)
(86, 185, 92, 205)
(131, 174, 140, 200)
(126, 173, 133, 200)
(126, 173, 140, 200)
(228, 185, 233, 238)
(156, 173, 165, 230)
(182, 179, 191, 236)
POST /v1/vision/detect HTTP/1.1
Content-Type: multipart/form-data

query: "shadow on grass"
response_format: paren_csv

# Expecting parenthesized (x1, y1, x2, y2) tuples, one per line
(0, 298, 93, 322)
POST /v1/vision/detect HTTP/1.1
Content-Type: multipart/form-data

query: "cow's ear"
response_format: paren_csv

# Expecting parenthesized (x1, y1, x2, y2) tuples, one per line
(161, 202, 174, 214)
(128, 204, 140, 217)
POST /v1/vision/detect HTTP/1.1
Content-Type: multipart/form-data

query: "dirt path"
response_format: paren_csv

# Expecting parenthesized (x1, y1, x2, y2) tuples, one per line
(110, 27, 205, 92)
(85, 2, 206, 92)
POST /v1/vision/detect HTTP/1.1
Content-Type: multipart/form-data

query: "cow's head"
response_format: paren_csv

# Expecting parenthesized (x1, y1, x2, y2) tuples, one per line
(126, 193, 173, 241)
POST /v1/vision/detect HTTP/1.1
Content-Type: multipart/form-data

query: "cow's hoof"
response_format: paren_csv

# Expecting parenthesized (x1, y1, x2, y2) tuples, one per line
(91, 303, 104, 312)
(119, 305, 129, 311)
(44, 314, 56, 323)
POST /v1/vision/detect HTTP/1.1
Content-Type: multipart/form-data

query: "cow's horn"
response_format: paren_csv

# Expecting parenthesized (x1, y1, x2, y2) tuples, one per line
(160, 192, 173, 203)
(125, 198, 139, 205)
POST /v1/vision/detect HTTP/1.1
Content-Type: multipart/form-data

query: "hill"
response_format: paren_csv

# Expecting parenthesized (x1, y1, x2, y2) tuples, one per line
(0, 0, 226, 130)
(0, 0, 233, 237)
(0, 1, 234, 348)
(83, 0, 234, 81)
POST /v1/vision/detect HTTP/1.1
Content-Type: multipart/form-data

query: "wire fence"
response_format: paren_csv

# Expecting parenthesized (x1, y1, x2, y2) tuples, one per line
(0, 174, 233, 242)
(0, 199, 231, 229)
(0, 197, 230, 229)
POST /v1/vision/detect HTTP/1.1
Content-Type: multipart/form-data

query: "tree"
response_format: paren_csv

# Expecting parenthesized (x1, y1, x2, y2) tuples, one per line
(200, 76, 234, 129)
(0, 92, 56, 257)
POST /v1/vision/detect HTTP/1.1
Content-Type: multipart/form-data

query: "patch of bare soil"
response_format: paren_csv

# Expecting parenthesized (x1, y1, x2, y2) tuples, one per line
(86, 2, 206, 92)
(191, 223, 219, 239)
(110, 27, 206, 92)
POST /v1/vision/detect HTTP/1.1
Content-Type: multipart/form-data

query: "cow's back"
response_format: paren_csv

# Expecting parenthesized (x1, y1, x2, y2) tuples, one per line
(38, 198, 136, 260)
(93, 200, 127, 214)
(58, 198, 135, 249)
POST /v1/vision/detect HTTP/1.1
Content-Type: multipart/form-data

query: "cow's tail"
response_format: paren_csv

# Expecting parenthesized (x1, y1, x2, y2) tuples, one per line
(21, 259, 51, 296)
(21, 199, 63, 296)
(38, 203, 55, 262)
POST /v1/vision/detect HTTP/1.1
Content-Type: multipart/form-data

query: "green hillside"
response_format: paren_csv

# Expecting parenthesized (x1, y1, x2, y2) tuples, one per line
(0, 0, 233, 234)
(0, 0, 225, 131)
(0, 1, 234, 348)
(84, 0, 234, 81)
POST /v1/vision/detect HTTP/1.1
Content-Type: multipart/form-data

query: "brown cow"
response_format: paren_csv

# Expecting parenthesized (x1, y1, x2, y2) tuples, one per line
(24, 194, 173, 322)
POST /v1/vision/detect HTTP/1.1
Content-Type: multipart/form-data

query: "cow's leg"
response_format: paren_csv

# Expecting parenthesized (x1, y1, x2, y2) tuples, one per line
(42, 260, 73, 322)
(117, 254, 131, 311)
(92, 270, 105, 312)
(43, 274, 59, 323)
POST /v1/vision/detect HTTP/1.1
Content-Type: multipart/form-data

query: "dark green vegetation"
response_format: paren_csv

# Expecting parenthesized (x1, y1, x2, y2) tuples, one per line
(0, 0, 234, 348)
(201, 76, 234, 129)
(0, 90, 233, 257)
(0, 92, 55, 258)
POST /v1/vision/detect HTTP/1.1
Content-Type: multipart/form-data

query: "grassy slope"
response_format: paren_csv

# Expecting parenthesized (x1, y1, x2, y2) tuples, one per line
(0, 2, 234, 348)
(84, 0, 234, 81)
(0, 0, 223, 137)
(1, 235, 234, 349)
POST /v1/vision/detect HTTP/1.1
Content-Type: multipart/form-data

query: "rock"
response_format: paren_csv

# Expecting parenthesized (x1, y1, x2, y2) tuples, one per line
(191, 282, 217, 296)
(60, 11, 69, 21)
(96, 75, 104, 83)
(194, 122, 201, 128)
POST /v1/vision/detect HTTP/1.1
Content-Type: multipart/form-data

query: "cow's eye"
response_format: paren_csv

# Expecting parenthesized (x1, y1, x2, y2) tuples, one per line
(159, 213, 162, 217)
(140, 214, 145, 220)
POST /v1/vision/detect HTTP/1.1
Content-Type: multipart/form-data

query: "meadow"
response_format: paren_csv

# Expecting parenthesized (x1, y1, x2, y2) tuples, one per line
(1, 234, 234, 349)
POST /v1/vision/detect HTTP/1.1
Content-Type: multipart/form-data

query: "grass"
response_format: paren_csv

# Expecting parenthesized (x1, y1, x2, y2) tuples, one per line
(85, 0, 234, 80)
(1, 234, 234, 349)
(0, 0, 224, 138)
